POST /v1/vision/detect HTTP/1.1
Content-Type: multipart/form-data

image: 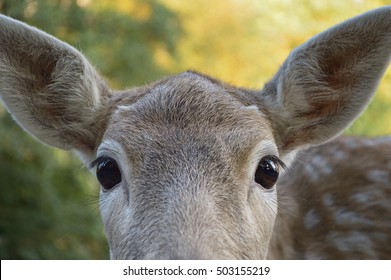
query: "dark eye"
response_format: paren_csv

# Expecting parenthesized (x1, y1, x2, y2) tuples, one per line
(254, 156, 281, 189)
(95, 157, 122, 190)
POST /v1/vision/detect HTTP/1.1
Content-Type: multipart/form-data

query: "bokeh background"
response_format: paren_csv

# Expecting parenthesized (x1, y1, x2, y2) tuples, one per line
(0, 0, 390, 259)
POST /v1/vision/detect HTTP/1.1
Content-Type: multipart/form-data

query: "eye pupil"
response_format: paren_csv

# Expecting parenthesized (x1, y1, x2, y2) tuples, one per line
(96, 157, 122, 190)
(254, 156, 280, 189)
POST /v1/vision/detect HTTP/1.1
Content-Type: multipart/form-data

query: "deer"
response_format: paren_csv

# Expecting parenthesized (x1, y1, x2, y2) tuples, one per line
(0, 6, 390, 259)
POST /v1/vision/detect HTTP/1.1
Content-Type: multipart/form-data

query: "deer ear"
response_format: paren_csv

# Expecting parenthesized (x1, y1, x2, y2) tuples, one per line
(0, 15, 110, 153)
(260, 7, 391, 154)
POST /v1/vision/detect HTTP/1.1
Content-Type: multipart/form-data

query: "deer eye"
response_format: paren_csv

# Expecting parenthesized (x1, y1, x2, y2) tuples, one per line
(93, 157, 122, 190)
(254, 156, 283, 189)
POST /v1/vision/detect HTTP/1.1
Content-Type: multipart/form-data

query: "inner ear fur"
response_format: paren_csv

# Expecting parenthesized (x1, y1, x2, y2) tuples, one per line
(0, 15, 111, 152)
(260, 7, 391, 153)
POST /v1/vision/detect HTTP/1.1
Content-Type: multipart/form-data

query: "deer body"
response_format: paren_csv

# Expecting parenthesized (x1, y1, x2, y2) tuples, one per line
(270, 136, 391, 259)
(0, 7, 390, 259)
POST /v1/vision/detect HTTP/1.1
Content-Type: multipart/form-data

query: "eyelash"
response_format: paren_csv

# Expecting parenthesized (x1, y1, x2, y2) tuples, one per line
(251, 152, 287, 170)
(89, 156, 109, 169)
(267, 155, 287, 170)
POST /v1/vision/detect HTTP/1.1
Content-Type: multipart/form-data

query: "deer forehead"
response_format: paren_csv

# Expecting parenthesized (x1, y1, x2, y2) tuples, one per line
(99, 72, 277, 173)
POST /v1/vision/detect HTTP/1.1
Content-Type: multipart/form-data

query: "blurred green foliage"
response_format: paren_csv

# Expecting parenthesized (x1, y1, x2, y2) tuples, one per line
(0, 111, 107, 259)
(0, 0, 390, 259)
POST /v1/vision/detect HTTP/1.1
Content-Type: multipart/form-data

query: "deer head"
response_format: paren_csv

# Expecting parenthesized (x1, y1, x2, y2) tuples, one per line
(0, 7, 390, 259)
